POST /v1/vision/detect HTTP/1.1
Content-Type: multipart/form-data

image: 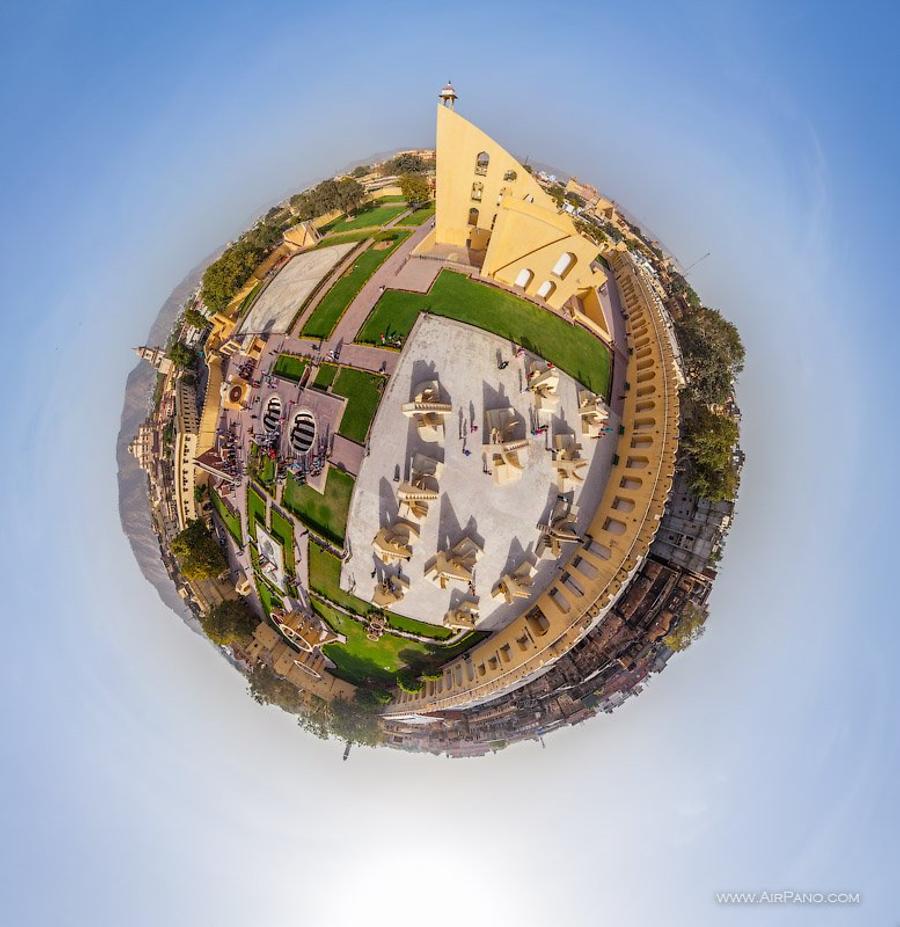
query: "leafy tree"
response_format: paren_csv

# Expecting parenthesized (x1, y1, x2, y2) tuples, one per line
(200, 221, 280, 313)
(398, 173, 430, 206)
(546, 182, 566, 207)
(248, 663, 306, 712)
(356, 686, 393, 706)
(574, 218, 608, 246)
(350, 164, 370, 178)
(290, 190, 318, 220)
(328, 695, 383, 747)
(381, 153, 433, 175)
(663, 602, 708, 652)
(676, 305, 744, 407)
(201, 598, 258, 647)
(167, 342, 196, 369)
(183, 308, 209, 329)
(247, 665, 332, 739)
(335, 177, 366, 215)
(171, 519, 228, 581)
(682, 406, 740, 501)
(396, 670, 424, 693)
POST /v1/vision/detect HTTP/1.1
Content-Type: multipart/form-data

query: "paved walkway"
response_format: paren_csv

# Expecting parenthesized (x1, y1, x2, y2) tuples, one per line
(289, 240, 368, 338)
(330, 219, 434, 347)
(330, 434, 365, 476)
(601, 272, 630, 419)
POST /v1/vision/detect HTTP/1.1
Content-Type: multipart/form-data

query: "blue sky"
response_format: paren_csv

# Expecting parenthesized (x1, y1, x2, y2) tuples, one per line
(1, 1, 897, 924)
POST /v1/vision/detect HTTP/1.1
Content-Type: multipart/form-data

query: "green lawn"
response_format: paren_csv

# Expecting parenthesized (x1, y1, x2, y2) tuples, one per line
(308, 541, 372, 614)
(313, 599, 429, 686)
(385, 612, 452, 641)
(312, 362, 338, 390)
(257, 577, 282, 617)
(356, 270, 612, 397)
(247, 485, 268, 539)
(316, 228, 409, 248)
(375, 194, 406, 203)
(322, 202, 407, 234)
(332, 366, 384, 444)
(272, 353, 308, 382)
(313, 598, 486, 687)
(301, 236, 405, 340)
(270, 507, 295, 576)
(210, 487, 242, 544)
(283, 467, 354, 545)
(249, 444, 276, 489)
(397, 203, 435, 226)
(235, 280, 263, 318)
(308, 541, 454, 640)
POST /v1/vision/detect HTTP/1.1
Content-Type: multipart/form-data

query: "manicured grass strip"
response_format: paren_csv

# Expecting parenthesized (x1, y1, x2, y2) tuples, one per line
(258, 455, 275, 488)
(210, 487, 242, 544)
(257, 578, 282, 617)
(385, 613, 452, 641)
(307, 542, 452, 639)
(313, 598, 488, 687)
(316, 229, 409, 248)
(283, 467, 354, 545)
(272, 353, 308, 382)
(315, 230, 372, 247)
(356, 270, 612, 397)
(322, 202, 407, 234)
(397, 203, 435, 226)
(313, 599, 428, 686)
(235, 281, 262, 318)
(250, 546, 283, 616)
(247, 485, 268, 539)
(374, 194, 406, 203)
(249, 444, 276, 490)
(332, 366, 384, 444)
(312, 362, 338, 390)
(308, 541, 372, 615)
(301, 237, 404, 340)
(270, 508, 295, 576)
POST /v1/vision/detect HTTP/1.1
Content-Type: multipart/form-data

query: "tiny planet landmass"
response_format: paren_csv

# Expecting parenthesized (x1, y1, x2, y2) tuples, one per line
(128, 84, 744, 755)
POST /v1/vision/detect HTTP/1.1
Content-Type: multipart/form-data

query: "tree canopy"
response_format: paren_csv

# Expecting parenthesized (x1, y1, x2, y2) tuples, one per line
(381, 153, 433, 175)
(290, 177, 365, 222)
(398, 173, 430, 206)
(183, 308, 209, 329)
(171, 519, 228, 581)
(682, 405, 740, 501)
(247, 665, 382, 745)
(328, 696, 383, 747)
(200, 598, 258, 647)
(663, 602, 708, 652)
(676, 305, 744, 408)
(200, 221, 280, 314)
(167, 342, 196, 369)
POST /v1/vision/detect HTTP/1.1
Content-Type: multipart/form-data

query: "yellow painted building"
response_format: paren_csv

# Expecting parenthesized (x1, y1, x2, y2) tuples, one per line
(432, 92, 610, 340)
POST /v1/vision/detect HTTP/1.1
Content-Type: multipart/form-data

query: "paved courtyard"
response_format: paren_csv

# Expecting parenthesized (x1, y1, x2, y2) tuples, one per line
(239, 243, 354, 336)
(342, 314, 620, 631)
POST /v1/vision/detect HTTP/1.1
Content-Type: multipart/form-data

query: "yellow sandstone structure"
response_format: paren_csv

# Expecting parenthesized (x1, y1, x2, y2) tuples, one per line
(401, 379, 452, 441)
(427, 87, 611, 343)
(390, 248, 680, 716)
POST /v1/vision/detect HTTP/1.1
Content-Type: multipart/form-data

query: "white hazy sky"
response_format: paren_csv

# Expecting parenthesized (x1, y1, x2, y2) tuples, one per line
(1, 2, 897, 925)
